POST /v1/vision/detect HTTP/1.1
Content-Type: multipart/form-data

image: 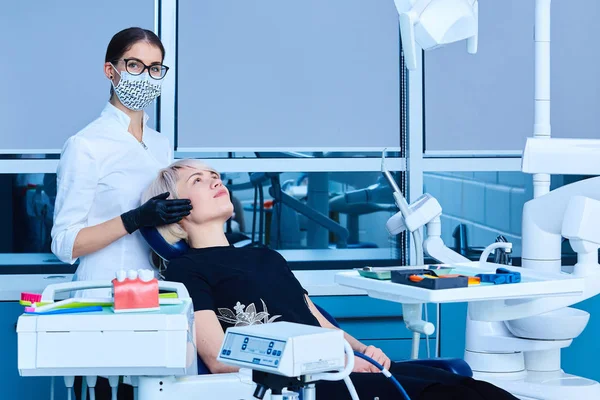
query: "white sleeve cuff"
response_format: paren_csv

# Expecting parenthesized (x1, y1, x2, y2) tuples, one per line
(51, 224, 85, 265)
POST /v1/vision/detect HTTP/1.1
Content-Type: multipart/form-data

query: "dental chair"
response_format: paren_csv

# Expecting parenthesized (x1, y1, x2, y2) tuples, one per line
(140, 227, 473, 379)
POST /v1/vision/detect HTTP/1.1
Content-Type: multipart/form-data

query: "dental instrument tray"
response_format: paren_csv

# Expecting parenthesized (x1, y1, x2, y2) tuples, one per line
(391, 269, 469, 290)
(357, 265, 454, 280)
(336, 261, 586, 306)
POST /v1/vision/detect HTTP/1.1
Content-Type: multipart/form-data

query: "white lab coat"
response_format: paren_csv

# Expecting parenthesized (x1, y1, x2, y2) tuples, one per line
(51, 103, 172, 297)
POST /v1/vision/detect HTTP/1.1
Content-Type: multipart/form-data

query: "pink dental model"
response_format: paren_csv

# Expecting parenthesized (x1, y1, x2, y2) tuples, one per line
(112, 269, 160, 313)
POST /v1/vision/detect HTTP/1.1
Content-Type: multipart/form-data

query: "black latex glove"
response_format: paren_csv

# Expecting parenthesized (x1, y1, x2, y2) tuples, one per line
(121, 192, 192, 234)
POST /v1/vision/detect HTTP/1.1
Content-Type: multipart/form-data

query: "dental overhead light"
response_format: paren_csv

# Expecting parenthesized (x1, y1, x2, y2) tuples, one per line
(394, 0, 479, 70)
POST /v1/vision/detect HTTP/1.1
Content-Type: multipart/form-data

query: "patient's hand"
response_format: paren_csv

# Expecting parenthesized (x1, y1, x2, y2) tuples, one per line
(361, 345, 392, 370)
(352, 356, 381, 373)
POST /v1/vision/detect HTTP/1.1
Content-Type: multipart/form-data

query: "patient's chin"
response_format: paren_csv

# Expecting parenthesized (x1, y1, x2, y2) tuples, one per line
(210, 206, 234, 223)
(220, 203, 234, 217)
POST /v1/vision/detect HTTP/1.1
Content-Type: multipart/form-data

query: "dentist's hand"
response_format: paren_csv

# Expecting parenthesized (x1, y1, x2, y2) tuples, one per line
(121, 192, 192, 234)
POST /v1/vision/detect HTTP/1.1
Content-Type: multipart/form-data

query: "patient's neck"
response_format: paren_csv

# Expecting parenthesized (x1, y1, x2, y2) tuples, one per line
(187, 222, 230, 249)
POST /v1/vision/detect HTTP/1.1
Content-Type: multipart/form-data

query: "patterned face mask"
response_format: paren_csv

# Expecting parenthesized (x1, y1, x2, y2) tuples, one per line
(111, 65, 163, 111)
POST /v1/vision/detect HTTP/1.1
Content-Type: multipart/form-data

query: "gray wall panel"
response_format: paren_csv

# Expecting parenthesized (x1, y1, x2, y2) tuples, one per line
(177, 0, 401, 149)
(0, 1, 155, 151)
(425, 1, 600, 152)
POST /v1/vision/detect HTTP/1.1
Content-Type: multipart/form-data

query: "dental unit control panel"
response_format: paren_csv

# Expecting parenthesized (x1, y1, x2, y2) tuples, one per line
(218, 322, 345, 377)
(217, 323, 359, 400)
(220, 333, 286, 369)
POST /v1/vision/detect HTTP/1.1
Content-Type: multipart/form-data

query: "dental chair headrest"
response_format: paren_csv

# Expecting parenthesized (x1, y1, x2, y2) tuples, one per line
(140, 227, 254, 262)
(139, 227, 190, 261)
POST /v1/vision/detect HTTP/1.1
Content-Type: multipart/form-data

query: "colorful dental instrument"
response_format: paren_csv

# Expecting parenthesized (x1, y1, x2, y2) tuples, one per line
(23, 306, 103, 315)
(476, 268, 521, 285)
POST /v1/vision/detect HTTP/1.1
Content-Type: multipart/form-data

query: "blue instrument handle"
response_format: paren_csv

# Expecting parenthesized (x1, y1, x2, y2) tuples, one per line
(476, 268, 521, 285)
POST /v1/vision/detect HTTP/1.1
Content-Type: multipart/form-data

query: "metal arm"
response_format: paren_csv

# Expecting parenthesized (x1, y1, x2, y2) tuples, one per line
(268, 175, 349, 248)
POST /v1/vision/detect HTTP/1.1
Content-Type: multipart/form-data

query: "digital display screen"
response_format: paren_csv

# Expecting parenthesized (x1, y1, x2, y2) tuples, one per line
(220, 333, 286, 369)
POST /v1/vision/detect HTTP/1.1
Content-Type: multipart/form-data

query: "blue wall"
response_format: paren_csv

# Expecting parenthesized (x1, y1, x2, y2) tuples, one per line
(1, 303, 67, 399)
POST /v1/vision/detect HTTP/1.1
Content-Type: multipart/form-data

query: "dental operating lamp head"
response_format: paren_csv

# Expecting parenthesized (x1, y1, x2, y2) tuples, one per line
(394, 0, 479, 70)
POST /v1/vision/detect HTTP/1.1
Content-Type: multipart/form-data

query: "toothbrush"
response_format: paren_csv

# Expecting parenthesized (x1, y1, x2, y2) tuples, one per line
(31, 298, 114, 313)
(28, 293, 183, 313)
(20, 292, 44, 306)
(23, 306, 103, 315)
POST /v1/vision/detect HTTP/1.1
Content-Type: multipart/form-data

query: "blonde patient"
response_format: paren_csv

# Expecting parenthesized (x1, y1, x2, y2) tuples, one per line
(143, 159, 234, 249)
(141, 159, 518, 400)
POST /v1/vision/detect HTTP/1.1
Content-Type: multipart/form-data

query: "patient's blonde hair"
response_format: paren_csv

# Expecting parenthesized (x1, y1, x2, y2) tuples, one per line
(142, 159, 219, 245)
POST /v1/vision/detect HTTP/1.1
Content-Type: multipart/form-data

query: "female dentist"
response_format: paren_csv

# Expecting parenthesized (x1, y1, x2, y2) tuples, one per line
(51, 27, 192, 298)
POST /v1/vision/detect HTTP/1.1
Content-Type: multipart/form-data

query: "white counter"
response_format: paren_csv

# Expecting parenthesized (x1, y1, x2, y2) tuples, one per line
(0, 249, 392, 299)
(0, 254, 67, 266)
(0, 270, 366, 301)
(0, 248, 395, 266)
(0, 274, 74, 301)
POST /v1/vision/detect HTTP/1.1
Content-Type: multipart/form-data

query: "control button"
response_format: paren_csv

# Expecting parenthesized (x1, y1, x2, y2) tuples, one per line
(221, 349, 227, 355)
(269, 342, 274, 348)
(242, 344, 247, 350)
(275, 360, 279, 366)
(226, 350, 231, 356)
(267, 349, 272, 355)
(244, 337, 249, 344)
(275, 350, 280, 356)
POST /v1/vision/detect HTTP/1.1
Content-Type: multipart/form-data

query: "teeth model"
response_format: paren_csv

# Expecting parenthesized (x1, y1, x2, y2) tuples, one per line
(116, 270, 127, 282)
(115, 269, 156, 282)
(139, 269, 154, 282)
(112, 269, 160, 313)
(127, 270, 138, 280)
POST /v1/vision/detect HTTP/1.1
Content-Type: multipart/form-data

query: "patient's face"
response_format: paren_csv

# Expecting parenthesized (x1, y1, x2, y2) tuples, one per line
(176, 167, 234, 225)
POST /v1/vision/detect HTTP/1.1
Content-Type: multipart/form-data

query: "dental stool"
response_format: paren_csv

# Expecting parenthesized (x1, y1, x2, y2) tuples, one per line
(140, 227, 473, 378)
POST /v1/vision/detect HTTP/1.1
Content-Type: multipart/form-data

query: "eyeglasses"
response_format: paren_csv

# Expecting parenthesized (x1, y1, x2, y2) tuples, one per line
(113, 58, 169, 80)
